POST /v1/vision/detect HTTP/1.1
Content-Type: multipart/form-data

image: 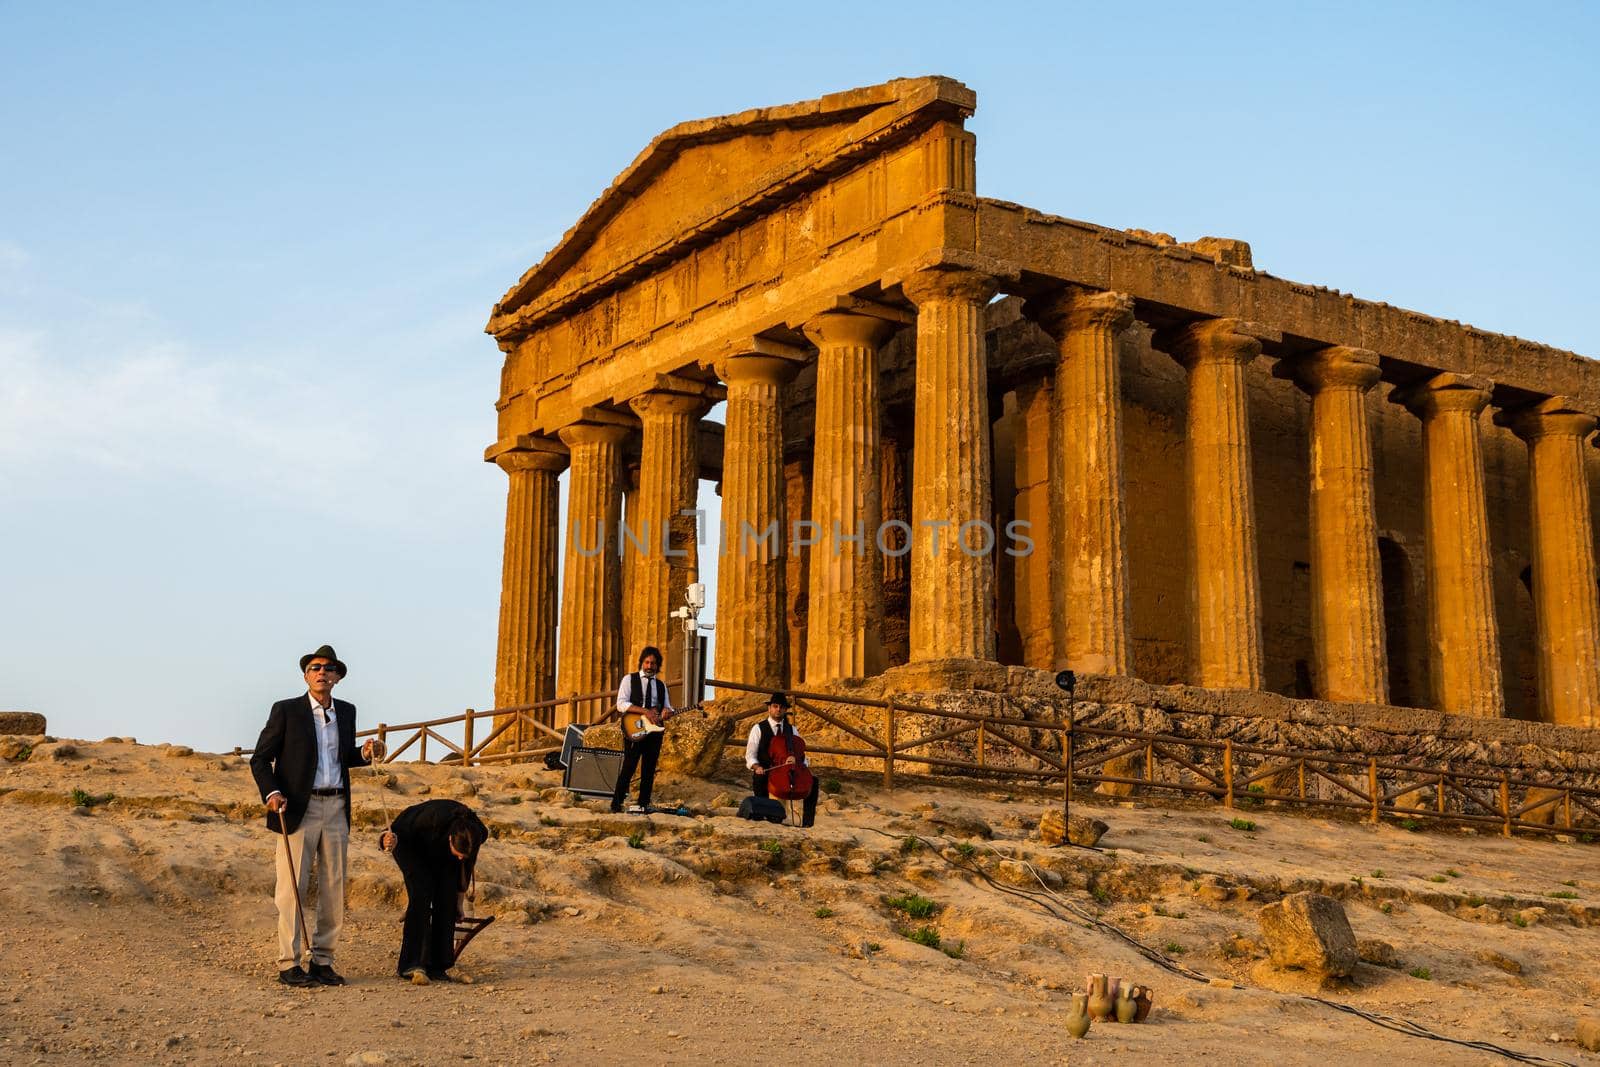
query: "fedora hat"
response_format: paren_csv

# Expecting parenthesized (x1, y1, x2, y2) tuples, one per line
(767, 691, 790, 709)
(299, 644, 348, 677)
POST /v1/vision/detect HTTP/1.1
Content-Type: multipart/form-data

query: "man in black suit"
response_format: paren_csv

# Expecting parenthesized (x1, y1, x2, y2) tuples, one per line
(378, 799, 488, 983)
(250, 644, 381, 988)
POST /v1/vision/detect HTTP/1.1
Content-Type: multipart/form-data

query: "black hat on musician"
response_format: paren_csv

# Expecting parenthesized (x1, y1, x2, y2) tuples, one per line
(299, 644, 348, 677)
(767, 692, 790, 709)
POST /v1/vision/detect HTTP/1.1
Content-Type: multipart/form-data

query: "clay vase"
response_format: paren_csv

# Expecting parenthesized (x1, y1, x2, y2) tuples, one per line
(1133, 986, 1153, 1023)
(1115, 985, 1138, 1024)
(1066, 993, 1092, 1039)
(1086, 973, 1114, 1022)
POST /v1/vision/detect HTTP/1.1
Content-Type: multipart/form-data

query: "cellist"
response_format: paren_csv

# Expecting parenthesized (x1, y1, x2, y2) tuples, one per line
(743, 692, 820, 827)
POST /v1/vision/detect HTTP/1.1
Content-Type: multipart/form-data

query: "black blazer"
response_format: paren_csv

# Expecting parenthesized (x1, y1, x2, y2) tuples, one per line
(390, 799, 488, 887)
(250, 694, 369, 834)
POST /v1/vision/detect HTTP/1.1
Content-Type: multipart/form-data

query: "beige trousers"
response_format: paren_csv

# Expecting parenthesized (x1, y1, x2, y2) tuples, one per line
(274, 793, 349, 969)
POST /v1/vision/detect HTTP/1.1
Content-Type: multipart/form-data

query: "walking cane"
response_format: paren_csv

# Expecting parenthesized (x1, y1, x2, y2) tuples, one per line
(276, 807, 312, 972)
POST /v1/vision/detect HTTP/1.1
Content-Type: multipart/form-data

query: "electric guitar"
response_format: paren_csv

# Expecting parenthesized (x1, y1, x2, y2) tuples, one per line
(619, 702, 702, 742)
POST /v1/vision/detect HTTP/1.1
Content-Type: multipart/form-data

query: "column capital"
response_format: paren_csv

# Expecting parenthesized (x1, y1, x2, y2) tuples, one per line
(1392, 371, 1493, 419)
(1281, 345, 1381, 395)
(1153, 317, 1279, 369)
(557, 421, 632, 449)
(1494, 395, 1599, 442)
(714, 338, 807, 386)
(1023, 287, 1134, 339)
(484, 433, 569, 472)
(628, 387, 721, 421)
(901, 266, 999, 307)
(801, 309, 898, 350)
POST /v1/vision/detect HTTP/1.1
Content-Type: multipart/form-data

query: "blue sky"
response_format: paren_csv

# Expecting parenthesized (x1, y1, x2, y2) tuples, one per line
(2, 2, 1596, 751)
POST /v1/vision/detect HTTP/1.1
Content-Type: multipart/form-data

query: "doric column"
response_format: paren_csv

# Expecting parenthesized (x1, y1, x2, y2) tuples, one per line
(620, 459, 641, 663)
(1153, 317, 1274, 690)
(1025, 288, 1136, 675)
(1011, 375, 1056, 669)
(1394, 372, 1504, 717)
(714, 344, 803, 689)
(880, 418, 912, 668)
(1497, 397, 1600, 726)
(1284, 346, 1388, 704)
(487, 436, 568, 747)
(902, 267, 1000, 663)
(801, 310, 895, 680)
(627, 384, 719, 680)
(555, 421, 628, 723)
(784, 455, 812, 684)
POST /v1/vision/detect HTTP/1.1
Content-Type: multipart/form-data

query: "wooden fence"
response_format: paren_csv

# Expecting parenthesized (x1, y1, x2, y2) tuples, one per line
(238, 676, 1600, 839)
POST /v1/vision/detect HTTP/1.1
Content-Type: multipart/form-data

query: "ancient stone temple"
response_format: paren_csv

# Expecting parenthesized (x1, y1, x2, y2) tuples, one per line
(483, 76, 1600, 732)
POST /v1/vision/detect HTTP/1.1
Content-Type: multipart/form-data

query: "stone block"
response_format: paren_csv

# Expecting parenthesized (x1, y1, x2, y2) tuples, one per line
(1036, 808, 1110, 848)
(1256, 892, 1357, 980)
(0, 712, 45, 735)
(1575, 1017, 1600, 1052)
(1357, 938, 1401, 969)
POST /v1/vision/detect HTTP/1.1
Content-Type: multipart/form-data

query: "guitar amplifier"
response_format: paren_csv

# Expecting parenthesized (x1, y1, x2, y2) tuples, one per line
(563, 745, 624, 798)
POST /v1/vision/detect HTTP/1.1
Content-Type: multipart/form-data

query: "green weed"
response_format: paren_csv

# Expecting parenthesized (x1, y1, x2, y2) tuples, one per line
(814, 906, 835, 919)
(759, 840, 783, 857)
(1164, 941, 1187, 955)
(1408, 967, 1432, 980)
(941, 940, 966, 960)
(907, 926, 941, 949)
(627, 831, 645, 849)
(821, 778, 842, 795)
(885, 893, 937, 919)
(1228, 818, 1256, 832)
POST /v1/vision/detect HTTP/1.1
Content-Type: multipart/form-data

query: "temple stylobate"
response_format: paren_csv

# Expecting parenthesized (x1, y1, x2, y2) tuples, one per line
(483, 76, 1600, 733)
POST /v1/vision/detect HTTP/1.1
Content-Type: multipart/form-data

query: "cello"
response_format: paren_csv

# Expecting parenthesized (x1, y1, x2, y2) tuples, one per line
(767, 721, 815, 806)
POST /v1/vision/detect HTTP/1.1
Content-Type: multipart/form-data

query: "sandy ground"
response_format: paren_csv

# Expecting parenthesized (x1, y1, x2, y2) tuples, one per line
(2, 737, 1599, 1066)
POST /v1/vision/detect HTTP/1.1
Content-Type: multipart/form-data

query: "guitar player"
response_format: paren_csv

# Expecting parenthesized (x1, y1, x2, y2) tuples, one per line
(610, 645, 677, 813)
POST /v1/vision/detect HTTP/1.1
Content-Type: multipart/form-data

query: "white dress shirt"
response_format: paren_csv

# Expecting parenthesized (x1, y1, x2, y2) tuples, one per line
(746, 718, 808, 770)
(615, 672, 673, 716)
(309, 693, 341, 789)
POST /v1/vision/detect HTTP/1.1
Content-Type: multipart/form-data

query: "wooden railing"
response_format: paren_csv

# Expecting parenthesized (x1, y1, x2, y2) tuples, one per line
(707, 677, 1600, 840)
(236, 674, 1600, 839)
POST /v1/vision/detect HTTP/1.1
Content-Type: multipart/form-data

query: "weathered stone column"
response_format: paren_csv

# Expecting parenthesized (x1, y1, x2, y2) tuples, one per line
(556, 421, 628, 724)
(784, 454, 812, 684)
(627, 384, 719, 680)
(801, 310, 895, 680)
(1395, 372, 1505, 717)
(1154, 318, 1275, 690)
(1011, 375, 1056, 669)
(714, 345, 802, 689)
(1498, 397, 1600, 727)
(1285, 346, 1388, 704)
(488, 437, 569, 742)
(880, 422, 912, 668)
(902, 267, 1000, 663)
(1026, 288, 1136, 675)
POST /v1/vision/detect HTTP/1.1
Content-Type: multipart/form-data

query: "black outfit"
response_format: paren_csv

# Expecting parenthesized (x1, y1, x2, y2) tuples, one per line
(249, 694, 368, 833)
(752, 719, 819, 827)
(388, 799, 488, 977)
(611, 672, 668, 812)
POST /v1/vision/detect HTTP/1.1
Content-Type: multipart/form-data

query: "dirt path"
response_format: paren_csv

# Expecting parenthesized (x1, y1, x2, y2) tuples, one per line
(2, 738, 1596, 1065)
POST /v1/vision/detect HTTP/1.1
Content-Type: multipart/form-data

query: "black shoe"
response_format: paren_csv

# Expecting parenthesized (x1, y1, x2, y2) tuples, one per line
(278, 967, 317, 988)
(308, 963, 346, 986)
(609, 804, 623, 814)
(424, 970, 452, 983)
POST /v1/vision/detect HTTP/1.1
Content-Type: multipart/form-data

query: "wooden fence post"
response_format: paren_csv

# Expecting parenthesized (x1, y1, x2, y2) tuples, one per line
(1297, 760, 1306, 801)
(463, 709, 475, 765)
(1223, 740, 1234, 809)
(884, 701, 896, 790)
(1368, 759, 1379, 824)
(977, 720, 986, 769)
(1500, 772, 1512, 837)
(377, 724, 387, 764)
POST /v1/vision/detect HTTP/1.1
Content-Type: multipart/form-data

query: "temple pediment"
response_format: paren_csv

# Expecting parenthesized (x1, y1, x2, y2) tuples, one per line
(488, 75, 975, 337)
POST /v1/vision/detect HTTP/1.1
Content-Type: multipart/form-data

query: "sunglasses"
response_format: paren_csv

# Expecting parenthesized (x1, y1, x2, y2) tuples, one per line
(306, 664, 342, 674)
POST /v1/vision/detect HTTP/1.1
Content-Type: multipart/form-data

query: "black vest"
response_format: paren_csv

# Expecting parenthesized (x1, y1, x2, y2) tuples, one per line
(627, 672, 664, 709)
(755, 719, 795, 768)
